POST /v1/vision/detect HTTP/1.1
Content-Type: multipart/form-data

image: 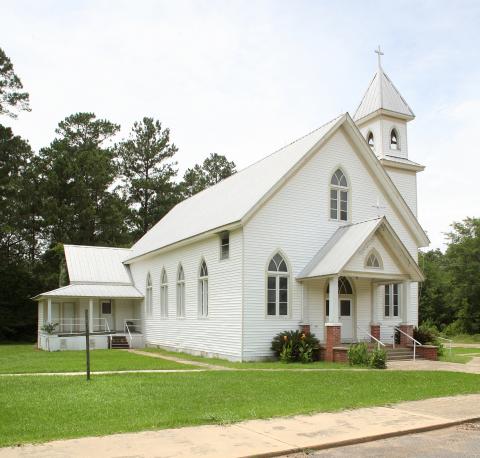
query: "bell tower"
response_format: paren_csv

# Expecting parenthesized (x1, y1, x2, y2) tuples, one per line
(353, 47, 424, 216)
(354, 46, 415, 160)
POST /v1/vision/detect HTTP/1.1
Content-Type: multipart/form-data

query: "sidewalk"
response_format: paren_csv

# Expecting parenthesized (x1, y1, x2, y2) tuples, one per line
(1, 394, 479, 458)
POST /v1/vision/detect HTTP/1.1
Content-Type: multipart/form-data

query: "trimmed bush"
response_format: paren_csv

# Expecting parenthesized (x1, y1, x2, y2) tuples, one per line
(369, 348, 387, 369)
(271, 330, 319, 363)
(347, 343, 369, 366)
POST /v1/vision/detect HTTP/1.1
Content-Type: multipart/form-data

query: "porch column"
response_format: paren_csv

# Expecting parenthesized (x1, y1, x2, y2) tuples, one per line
(88, 298, 94, 332)
(370, 283, 381, 341)
(399, 281, 414, 346)
(47, 298, 52, 323)
(325, 276, 341, 362)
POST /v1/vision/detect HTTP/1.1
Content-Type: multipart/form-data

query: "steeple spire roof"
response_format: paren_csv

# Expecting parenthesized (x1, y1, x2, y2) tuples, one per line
(353, 48, 415, 122)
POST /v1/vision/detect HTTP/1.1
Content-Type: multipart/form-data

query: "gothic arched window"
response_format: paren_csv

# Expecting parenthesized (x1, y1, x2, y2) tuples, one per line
(267, 253, 289, 316)
(177, 264, 185, 317)
(366, 249, 382, 269)
(199, 259, 208, 317)
(390, 128, 399, 150)
(160, 268, 168, 318)
(145, 273, 153, 317)
(330, 168, 349, 221)
(367, 131, 375, 149)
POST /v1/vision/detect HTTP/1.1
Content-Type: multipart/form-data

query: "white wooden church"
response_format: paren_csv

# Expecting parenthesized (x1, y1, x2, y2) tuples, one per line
(35, 53, 429, 361)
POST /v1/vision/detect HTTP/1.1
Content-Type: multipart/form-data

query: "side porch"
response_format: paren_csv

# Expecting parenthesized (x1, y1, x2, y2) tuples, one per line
(35, 284, 144, 351)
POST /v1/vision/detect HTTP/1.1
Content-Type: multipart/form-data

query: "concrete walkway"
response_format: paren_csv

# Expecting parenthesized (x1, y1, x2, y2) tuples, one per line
(0, 369, 206, 377)
(128, 349, 235, 370)
(388, 356, 480, 374)
(1, 394, 479, 457)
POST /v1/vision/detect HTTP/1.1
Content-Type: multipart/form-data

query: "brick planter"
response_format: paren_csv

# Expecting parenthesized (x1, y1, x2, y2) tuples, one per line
(325, 324, 341, 362)
(333, 347, 348, 363)
(299, 324, 311, 335)
(417, 345, 438, 361)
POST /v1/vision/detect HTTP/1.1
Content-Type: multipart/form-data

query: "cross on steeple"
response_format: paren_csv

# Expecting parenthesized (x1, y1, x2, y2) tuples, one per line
(374, 45, 384, 70)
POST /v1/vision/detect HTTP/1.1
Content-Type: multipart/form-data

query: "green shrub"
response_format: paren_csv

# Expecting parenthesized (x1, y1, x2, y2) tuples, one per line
(414, 323, 438, 345)
(347, 343, 369, 366)
(442, 321, 465, 337)
(271, 330, 319, 363)
(369, 348, 387, 369)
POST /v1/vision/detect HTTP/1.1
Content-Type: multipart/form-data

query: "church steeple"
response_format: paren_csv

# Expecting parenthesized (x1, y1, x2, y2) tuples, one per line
(353, 47, 414, 160)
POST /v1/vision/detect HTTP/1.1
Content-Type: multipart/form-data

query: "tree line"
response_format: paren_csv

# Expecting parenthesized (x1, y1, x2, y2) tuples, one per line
(0, 47, 236, 341)
(419, 218, 480, 335)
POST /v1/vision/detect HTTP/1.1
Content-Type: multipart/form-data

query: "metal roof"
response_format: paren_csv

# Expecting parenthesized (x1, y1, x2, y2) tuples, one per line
(297, 217, 423, 281)
(353, 69, 415, 122)
(34, 284, 143, 300)
(126, 115, 343, 262)
(64, 245, 132, 284)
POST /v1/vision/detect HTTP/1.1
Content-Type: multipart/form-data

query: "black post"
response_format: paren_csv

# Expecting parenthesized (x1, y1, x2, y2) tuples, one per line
(85, 309, 91, 381)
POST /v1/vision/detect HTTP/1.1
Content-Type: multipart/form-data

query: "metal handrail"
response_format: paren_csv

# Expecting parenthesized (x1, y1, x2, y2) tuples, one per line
(394, 326, 422, 361)
(357, 326, 385, 349)
(124, 321, 133, 348)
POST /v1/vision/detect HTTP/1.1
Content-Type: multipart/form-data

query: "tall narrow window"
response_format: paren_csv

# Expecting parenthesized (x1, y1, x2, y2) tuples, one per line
(220, 232, 229, 260)
(199, 260, 208, 317)
(384, 283, 400, 317)
(160, 268, 168, 318)
(145, 273, 153, 318)
(390, 129, 399, 150)
(330, 168, 348, 221)
(177, 264, 185, 317)
(267, 253, 289, 316)
(367, 131, 374, 149)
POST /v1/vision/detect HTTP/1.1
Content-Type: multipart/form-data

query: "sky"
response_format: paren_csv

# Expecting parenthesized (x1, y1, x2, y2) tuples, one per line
(2, 0, 480, 250)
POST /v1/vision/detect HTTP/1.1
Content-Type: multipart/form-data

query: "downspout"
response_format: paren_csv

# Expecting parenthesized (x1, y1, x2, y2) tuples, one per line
(240, 227, 245, 362)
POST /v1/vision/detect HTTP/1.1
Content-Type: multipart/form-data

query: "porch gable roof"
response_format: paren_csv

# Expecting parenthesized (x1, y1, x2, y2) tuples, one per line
(33, 283, 143, 300)
(296, 217, 424, 282)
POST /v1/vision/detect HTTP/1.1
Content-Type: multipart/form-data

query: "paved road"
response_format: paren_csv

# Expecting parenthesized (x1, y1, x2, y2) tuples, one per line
(286, 423, 480, 457)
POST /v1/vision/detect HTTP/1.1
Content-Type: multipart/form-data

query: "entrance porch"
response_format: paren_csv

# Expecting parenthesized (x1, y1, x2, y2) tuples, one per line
(296, 217, 425, 361)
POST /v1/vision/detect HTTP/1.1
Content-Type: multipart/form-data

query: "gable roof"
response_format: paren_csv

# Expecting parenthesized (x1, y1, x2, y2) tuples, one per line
(126, 113, 429, 263)
(353, 68, 415, 122)
(64, 245, 133, 284)
(126, 115, 344, 262)
(297, 217, 424, 282)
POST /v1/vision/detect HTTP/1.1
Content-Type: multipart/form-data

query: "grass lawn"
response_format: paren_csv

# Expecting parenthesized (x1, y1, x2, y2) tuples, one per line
(142, 347, 348, 369)
(1, 370, 480, 447)
(439, 346, 480, 364)
(0, 345, 197, 373)
(449, 334, 480, 344)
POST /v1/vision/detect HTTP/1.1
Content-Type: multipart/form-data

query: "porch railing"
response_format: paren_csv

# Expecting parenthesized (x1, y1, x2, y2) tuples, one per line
(356, 326, 385, 350)
(43, 317, 112, 335)
(393, 326, 422, 361)
(124, 319, 142, 348)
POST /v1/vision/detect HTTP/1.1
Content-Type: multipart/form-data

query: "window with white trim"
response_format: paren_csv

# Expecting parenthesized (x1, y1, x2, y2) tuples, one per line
(160, 268, 168, 318)
(366, 250, 382, 269)
(145, 273, 153, 317)
(177, 264, 185, 317)
(384, 283, 400, 317)
(199, 260, 208, 317)
(220, 232, 229, 260)
(390, 129, 399, 150)
(330, 169, 348, 221)
(267, 253, 289, 316)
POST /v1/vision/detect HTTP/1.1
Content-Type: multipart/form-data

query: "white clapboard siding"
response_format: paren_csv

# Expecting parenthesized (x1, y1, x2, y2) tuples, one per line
(129, 228, 243, 360)
(242, 128, 419, 359)
(384, 167, 417, 216)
